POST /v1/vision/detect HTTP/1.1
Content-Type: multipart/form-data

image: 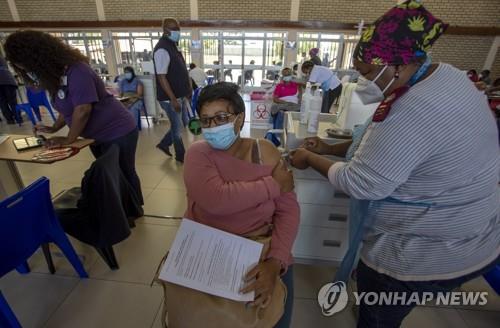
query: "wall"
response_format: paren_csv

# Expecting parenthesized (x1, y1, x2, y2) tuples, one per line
(431, 35, 494, 71)
(198, 0, 291, 20)
(491, 48, 500, 79)
(298, 0, 394, 23)
(0, 0, 498, 74)
(0, 0, 12, 22)
(298, 0, 500, 27)
(16, 0, 98, 21)
(297, 0, 499, 74)
(103, 0, 190, 20)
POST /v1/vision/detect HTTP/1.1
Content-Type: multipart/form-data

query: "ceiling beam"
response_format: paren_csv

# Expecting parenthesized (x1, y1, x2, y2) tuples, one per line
(0, 20, 498, 36)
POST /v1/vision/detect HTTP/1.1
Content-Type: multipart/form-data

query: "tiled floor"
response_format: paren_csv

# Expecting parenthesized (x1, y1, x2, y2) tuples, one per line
(0, 113, 499, 327)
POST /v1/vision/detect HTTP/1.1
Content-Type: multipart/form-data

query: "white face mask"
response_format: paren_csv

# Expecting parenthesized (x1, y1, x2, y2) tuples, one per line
(355, 66, 396, 105)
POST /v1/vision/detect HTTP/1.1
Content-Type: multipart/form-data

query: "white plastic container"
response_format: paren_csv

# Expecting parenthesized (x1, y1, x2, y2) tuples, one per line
(300, 84, 312, 124)
(307, 89, 323, 133)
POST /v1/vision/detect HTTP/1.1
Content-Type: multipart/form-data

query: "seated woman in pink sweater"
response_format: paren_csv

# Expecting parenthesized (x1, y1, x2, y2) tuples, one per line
(183, 82, 299, 328)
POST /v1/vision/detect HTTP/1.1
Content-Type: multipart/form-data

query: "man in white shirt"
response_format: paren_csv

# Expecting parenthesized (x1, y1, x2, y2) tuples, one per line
(302, 60, 342, 113)
(188, 63, 207, 88)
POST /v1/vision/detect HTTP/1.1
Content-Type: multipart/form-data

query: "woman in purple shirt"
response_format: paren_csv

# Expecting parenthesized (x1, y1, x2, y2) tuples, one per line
(5, 31, 143, 204)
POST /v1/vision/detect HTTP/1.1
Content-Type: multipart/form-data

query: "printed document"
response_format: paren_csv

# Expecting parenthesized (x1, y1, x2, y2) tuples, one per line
(159, 219, 263, 302)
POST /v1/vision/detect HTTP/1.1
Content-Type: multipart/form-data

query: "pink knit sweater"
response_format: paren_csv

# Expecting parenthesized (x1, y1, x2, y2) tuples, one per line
(183, 141, 300, 267)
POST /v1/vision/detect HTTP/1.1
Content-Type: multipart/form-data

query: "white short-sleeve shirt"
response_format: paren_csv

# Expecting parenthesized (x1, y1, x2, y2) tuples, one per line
(154, 49, 171, 74)
(309, 65, 341, 90)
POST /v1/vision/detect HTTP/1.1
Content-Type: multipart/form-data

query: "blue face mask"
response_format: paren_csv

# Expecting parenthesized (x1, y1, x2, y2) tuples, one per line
(282, 76, 293, 82)
(168, 31, 181, 43)
(124, 72, 133, 80)
(202, 122, 238, 150)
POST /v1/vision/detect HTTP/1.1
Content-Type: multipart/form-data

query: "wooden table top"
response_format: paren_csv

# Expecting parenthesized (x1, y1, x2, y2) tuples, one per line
(0, 135, 94, 164)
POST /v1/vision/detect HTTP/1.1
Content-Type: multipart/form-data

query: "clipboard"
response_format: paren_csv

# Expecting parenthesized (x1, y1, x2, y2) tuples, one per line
(12, 136, 45, 151)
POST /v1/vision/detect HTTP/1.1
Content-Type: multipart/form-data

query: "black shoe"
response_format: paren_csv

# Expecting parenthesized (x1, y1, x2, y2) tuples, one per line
(7, 120, 16, 125)
(175, 157, 184, 164)
(156, 144, 172, 157)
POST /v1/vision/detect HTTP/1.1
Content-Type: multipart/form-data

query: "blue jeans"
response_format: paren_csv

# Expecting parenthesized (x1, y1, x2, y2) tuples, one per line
(274, 266, 294, 328)
(127, 99, 144, 127)
(356, 255, 500, 328)
(158, 99, 186, 160)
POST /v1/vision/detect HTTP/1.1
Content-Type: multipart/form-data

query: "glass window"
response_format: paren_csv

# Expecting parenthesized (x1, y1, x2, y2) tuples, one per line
(244, 39, 263, 66)
(344, 34, 360, 40)
(319, 41, 341, 68)
(298, 33, 319, 40)
(266, 32, 285, 38)
(178, 37, 192, 64)
(223, 39, 243, 65)
(246, 32, 265, 38)
(297, 39, 317, 63)
(223, 31, 243, 37)
(202, 32, 219, 37)
(341, 41, 358, 69)
(265, 39, 284, 67)
(321, 34, 342, 40)
(203, 38, 221, 66)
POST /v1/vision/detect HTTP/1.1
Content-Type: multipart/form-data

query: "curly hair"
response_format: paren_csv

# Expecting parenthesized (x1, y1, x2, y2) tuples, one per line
(4, 30, 88, 94)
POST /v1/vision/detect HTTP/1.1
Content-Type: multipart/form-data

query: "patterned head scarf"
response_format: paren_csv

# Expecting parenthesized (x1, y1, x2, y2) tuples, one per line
(353, 0, 448, 66)
(309, 48, 319, 57)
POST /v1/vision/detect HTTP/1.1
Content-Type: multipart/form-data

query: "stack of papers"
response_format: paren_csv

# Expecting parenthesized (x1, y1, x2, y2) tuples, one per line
(159, 219, 263, 302)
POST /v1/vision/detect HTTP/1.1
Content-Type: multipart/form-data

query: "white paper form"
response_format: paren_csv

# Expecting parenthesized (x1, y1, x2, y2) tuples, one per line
(159, 219, 263, 302)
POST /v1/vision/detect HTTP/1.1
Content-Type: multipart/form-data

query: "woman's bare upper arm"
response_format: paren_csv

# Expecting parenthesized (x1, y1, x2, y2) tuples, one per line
(258, 139, 281, 168)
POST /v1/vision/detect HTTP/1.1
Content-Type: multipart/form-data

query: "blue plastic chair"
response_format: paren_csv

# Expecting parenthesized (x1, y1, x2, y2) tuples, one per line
(15, 103, 37, 126)
(26, 88, 57, 122)
(484, 265, 500, 295)
(0, 177, 88, 327)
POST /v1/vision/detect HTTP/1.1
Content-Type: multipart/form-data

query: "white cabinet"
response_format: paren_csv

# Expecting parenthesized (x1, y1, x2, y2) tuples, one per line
(284, 111, 351, 265)
(292, 167, 350, 265)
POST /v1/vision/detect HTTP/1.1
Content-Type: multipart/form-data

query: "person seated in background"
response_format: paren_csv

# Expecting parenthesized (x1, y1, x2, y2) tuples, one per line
(271, 68, 301, 118)
(301, 60, 342, 113)
(224, 60, 233, 81)
(245, 60, 255, 85)
(487, 78, 500, 95)
(467, 69, 479, 82)
(309, 48, 322, 66)
(188, 63, 207, 89)
(119, 66, 144, 126)
(183, 82, 299, 328)
(212, 60, 221, 81)
(479, 69, 492, 86)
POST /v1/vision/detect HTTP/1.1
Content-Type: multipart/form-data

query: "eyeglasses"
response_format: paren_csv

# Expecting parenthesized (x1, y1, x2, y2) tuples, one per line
(200, 113, 234, 128)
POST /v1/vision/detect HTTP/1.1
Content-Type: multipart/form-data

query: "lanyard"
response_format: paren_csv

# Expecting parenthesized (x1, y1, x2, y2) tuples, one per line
(372, 57, 432, 122)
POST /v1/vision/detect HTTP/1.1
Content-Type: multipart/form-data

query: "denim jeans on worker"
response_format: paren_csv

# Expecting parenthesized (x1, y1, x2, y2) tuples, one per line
(274, 266, 294, 328)
(356, 256, 500, 328)
(158, 99, 185, 160)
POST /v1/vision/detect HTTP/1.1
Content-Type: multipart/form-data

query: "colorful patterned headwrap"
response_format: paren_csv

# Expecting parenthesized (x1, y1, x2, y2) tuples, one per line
(353, 0, 448, 66)
(309, 48, 319, 57)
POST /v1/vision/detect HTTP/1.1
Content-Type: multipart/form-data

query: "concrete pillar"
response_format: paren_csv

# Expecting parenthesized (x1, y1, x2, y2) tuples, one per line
(190, 28, 203, 67)
(285, 30, 298, 68)
(101, 30, 118, 77)
(484, 36, 500, 71)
